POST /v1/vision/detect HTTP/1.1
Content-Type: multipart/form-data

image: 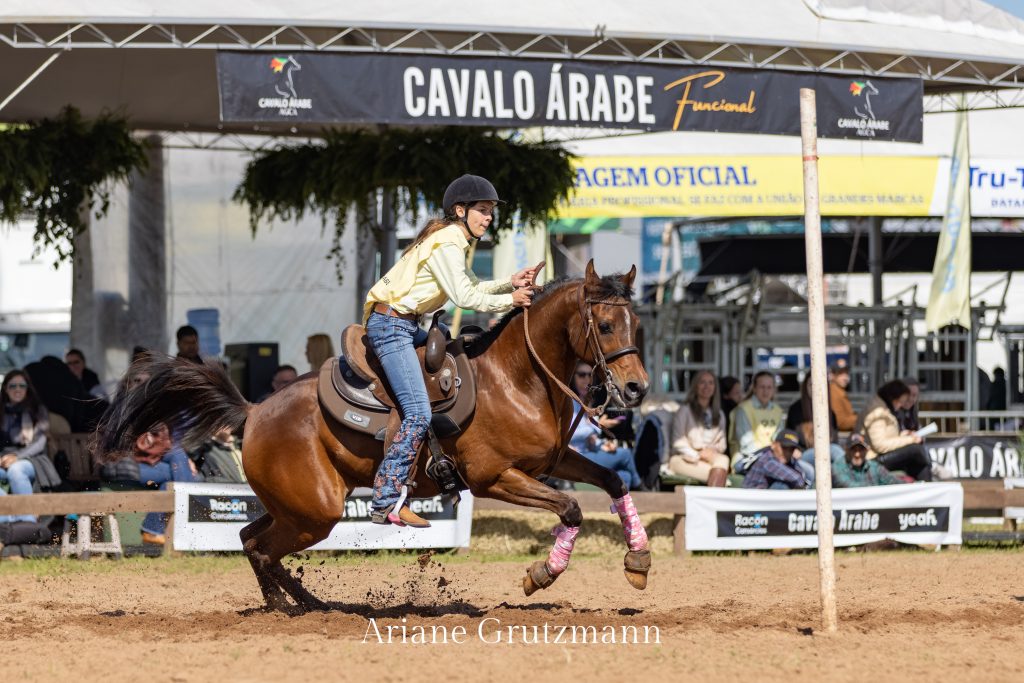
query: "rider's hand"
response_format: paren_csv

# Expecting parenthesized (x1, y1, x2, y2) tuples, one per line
(511, 261, 546, 288)
(512, 287, 534, 308)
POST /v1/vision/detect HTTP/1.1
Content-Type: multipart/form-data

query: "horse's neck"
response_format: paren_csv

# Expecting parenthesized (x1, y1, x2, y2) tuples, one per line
(482, 286, 578, 404)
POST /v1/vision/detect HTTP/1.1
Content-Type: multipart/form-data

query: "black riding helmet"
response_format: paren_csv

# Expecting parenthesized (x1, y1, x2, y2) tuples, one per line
(441, 174, 504, 217)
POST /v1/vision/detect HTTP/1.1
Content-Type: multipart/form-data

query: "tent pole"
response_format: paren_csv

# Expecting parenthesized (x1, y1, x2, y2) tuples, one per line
(0, 51, 62, 113)
(800, 88, 838, 635)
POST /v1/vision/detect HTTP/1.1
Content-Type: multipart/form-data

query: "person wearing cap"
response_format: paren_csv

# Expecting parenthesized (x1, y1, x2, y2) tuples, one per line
(829, 364, 857, 431)
(832, 434, 902, 488)
(362, 174, 543, 528)
(740, 429, 813, 490)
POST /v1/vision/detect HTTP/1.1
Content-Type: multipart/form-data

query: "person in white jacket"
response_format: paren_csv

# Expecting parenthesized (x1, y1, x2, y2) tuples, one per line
(668, 370, 729, 487)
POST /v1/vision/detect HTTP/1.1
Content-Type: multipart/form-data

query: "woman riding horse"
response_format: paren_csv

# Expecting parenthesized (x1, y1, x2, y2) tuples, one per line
(91, 225, 651, 611)
(363, 174, 542, 528)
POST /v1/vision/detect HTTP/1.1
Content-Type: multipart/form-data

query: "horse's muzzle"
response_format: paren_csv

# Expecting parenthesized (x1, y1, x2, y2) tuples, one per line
(621, 379, 649, 408)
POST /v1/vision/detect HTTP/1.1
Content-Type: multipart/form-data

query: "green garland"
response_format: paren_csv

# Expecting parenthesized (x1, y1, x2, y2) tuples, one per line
(0, 106, 148, 261)
(234, 127, 576, 281)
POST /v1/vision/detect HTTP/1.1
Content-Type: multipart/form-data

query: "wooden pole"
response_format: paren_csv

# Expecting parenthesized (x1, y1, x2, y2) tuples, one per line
(799, 88, 838, 634)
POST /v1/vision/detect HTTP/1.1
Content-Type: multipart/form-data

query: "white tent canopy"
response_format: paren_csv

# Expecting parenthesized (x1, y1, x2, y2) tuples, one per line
(2, 0, 1023, 133)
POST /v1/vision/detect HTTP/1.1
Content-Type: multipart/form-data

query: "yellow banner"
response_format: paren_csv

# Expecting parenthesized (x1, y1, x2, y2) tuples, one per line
(560, 155, 940, 218)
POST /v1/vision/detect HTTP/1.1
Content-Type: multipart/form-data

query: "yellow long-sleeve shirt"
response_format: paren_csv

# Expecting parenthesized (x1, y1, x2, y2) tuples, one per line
(363, 224, 514, 323)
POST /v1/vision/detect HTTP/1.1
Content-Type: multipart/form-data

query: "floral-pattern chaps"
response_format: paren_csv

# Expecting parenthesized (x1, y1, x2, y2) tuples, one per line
(372, 415, 430, 512)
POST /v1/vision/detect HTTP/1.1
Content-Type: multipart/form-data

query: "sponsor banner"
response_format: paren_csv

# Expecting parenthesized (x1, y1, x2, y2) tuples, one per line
(684, 482, 963, 551)
(561, 156, 1024, 219)
(173, 483, 473, 551)
(217, 52, 922, 141)
(926, 435, 1024, 480)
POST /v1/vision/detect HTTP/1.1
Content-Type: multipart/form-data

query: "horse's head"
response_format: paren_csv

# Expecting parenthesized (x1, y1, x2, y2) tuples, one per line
(573, 260, 649, 409)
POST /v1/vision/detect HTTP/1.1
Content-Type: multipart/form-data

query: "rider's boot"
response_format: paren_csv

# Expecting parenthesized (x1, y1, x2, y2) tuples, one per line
(370, 415, 432, 528)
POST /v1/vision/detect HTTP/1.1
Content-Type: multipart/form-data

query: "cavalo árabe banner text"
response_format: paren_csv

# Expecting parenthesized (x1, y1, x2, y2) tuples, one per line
(926, 434, 1024, 480)
(172, 483, 473, 551)
(684, 483, 963, 551)
(217, 52, 922, 141)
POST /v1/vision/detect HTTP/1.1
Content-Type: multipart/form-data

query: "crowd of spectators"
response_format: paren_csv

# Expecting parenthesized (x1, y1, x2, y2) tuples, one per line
(623, 364, 946, 493)
(0, 316, 1002, 550)
(0, 323, 306, 548)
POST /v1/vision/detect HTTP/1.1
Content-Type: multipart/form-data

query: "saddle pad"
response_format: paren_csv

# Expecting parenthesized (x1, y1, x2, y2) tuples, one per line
(318, 358, 390, 438)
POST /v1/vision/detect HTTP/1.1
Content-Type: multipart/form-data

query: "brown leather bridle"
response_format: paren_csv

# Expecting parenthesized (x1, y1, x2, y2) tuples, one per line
(522, 279, 641, 477)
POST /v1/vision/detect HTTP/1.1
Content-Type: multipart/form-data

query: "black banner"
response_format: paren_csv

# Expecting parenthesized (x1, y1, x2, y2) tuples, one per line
(926, 435, 1024, 480)
(188, 494, 266, 523)
(187, 492, 456, 523)
(217, 52, 923, 142)
(717, 506, 950, 538)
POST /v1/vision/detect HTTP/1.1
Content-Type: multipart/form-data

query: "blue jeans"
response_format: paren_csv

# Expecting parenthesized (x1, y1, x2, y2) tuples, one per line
(0, 459, 37, 522)
(798, 444, 844, 472)
(366, 311, 431, 511)
(139, 447, 197, 535)
(582, 446, 642, 490)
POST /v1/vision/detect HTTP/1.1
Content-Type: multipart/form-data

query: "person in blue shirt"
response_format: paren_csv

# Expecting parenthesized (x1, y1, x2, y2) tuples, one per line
(569, 362, 642, 490)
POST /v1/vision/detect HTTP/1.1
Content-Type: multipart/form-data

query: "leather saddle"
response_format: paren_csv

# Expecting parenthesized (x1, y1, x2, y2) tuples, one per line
(317, 312, 477, 443)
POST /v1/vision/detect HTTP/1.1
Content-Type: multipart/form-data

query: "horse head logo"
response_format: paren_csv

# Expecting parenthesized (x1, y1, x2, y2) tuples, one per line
(269, 55, 302, 99)
(850, 80, 879, 120)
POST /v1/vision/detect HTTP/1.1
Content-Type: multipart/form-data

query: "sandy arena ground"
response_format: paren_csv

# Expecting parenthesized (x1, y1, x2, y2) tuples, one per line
(2, 545, 1023, 682)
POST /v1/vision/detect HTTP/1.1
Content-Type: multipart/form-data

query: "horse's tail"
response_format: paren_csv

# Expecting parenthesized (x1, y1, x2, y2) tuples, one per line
(92, 353, 251, 463)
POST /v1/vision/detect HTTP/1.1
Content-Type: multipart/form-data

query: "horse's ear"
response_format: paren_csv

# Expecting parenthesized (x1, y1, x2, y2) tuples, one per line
(585, 259, 598, 283)
(622, 265, 637, 289)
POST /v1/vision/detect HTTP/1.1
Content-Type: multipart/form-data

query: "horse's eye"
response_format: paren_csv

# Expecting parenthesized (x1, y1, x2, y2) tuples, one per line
(598, 322, 613, 334)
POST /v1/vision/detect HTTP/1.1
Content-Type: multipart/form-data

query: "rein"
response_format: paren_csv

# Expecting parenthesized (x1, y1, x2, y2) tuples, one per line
(521, 279, 640, 478)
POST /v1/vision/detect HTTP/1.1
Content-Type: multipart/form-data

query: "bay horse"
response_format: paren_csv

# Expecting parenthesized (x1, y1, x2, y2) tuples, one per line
(93, 260, 651, 612)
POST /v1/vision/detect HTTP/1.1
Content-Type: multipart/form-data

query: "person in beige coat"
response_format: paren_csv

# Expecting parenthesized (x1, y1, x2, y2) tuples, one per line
(855, 379, 932, 481)
(669, 370, 729, 487)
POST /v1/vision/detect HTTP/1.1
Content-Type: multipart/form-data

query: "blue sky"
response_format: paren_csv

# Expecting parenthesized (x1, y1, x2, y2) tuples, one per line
(984, 0, 1024, 19)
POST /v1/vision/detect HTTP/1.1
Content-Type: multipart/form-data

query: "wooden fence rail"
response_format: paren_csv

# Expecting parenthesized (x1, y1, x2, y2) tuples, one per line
(1, 483, 1021, 556)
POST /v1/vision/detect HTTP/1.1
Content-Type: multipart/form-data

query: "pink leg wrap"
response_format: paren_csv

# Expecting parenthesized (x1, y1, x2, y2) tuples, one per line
(546, 525, 580, 576)
(611, 494, 649, 552)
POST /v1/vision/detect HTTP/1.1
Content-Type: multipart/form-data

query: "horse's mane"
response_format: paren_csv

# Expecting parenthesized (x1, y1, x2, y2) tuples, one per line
(463, 273, 634, 358)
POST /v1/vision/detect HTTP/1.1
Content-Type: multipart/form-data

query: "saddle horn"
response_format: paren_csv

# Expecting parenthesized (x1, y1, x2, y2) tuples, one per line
(424, 310, 448, 374)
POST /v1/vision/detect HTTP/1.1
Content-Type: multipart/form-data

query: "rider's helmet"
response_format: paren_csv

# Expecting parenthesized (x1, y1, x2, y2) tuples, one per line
(441, 174, 504, 217)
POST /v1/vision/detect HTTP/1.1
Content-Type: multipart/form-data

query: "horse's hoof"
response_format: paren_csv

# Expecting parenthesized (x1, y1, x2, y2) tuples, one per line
(522, 560, 555, 597)
(623, 549, 651, 591)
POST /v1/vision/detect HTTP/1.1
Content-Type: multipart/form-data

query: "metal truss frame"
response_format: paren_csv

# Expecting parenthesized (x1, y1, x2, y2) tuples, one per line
(2, 20, 1022, 96)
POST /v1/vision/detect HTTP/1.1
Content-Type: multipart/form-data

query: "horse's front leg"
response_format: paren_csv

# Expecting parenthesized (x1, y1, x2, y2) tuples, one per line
(481, 467, 583, 597)
(550, 449, 651, 590)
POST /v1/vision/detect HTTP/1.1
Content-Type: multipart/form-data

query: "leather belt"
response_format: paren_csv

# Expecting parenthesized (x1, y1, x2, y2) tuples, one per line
(372, 302, 419, 322)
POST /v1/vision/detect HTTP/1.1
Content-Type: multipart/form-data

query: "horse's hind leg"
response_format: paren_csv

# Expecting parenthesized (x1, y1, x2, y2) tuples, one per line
(250, 518, 335, 613)
(483, 468, 584, 596)
(241, 515, 292, 612)
(550, 450, 651, 590)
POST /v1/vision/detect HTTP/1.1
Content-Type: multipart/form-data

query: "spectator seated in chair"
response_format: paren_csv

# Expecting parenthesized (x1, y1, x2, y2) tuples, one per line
(569, 362, 642, 490)
(855, 379, 932, 482)
(832, 434, 903, 488)
(667, 370, 729, 487)
(99, 363, 201, 545)
(729, 371, 785, 476)
(829, 364, 858, 432)
(1, 370, 62, 523)
(190, 427, 247, 483)
(785, 374, 844, 474)
(740, 429, 814, 490)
